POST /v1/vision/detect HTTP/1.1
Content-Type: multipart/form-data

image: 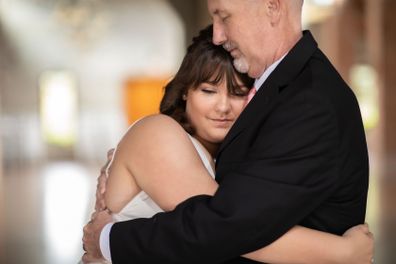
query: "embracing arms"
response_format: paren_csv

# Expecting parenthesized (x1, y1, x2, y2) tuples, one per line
(103, 114, 373, 264)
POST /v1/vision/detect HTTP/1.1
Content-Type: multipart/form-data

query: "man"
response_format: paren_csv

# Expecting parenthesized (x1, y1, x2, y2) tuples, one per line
(83, 0, 370, 263)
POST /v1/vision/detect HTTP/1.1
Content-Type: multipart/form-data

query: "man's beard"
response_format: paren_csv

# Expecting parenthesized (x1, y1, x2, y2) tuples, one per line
(233, 57, 249, 74)
(222, 42, 249, 74)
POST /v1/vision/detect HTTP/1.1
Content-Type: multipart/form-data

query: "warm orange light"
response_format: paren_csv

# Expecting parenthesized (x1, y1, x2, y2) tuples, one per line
(123, 77, 168, 124)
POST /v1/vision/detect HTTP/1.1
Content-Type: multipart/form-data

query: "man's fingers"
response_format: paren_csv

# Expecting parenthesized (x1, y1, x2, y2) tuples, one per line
(95, 200, 106, 212)
(107, 148, 115, 159)
(356, 223, 369, 234)
(81, 253, 89, 263)
(81, 212, 110, 263)
(90, 211, 98, 220)
(100, 185, 106, 195)
(96, 209, 112, 221)
(82, 254, 103, 263)
(95, 170, 108, 211)
(83, 224, 90, 236)
(82, 252, 101, 263)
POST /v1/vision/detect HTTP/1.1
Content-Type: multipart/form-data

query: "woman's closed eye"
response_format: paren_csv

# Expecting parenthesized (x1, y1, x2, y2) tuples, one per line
(231, 92, 248, 98)
(231, 87, 250, 97)
(200, 88, 217, 94)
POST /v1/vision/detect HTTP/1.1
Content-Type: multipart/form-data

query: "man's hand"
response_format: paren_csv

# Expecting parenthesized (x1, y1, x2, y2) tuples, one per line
(95, 149, 115, 211)
(342, 223, 374, 264)
(82, 210, 113, 263)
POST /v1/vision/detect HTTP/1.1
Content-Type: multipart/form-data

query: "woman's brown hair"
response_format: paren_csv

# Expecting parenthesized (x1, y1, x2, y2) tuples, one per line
(159, 24, 254, 134)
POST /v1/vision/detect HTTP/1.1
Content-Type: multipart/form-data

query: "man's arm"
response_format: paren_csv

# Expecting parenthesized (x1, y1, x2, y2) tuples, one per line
(109, 90, 343, 263)
(84, 111, 372, 264)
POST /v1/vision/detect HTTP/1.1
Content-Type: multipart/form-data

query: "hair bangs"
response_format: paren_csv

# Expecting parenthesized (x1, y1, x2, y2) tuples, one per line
(190, 54, 226, 89)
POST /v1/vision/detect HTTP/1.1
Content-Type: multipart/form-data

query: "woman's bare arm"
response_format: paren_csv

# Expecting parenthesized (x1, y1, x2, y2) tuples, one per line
(105, 114, 373, 264)
(105, 114, 217, 213)
(243, 224, 373, 264)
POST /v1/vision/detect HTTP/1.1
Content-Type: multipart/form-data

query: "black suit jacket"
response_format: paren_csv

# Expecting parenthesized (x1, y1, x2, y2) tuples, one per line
(109, 31, 369, 264)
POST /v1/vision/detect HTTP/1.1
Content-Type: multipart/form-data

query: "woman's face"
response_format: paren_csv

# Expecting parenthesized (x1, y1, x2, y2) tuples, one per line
(185, 77, 248, 146)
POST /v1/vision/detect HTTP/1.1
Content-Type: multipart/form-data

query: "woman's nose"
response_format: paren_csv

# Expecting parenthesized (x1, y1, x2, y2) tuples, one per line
(215, 94, 231, 113)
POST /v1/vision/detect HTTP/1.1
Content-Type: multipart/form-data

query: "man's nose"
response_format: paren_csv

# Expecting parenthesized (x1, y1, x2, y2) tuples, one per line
(212, 22, 226, 46)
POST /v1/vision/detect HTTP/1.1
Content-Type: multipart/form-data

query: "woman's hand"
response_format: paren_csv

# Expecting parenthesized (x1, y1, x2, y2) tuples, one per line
(341, 223, 374, 264)
(94, 149, 115, 211)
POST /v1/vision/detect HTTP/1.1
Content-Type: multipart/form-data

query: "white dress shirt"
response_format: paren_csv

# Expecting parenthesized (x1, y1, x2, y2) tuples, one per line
(254, 53, 287, 91)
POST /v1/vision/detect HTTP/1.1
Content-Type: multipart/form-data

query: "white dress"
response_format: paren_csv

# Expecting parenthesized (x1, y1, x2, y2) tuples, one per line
(112, 134, 215, 222)
(84, 134, 215, 264)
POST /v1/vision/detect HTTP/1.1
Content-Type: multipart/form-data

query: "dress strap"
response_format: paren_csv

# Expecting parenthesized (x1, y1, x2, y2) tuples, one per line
(187, 134, 215, 178)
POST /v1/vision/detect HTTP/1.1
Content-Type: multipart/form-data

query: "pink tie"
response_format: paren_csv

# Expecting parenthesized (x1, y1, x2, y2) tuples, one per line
(246, 87, 257, 105)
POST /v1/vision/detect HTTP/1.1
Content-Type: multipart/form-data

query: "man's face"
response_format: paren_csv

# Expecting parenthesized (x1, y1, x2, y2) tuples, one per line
(207, 0, 274, 78)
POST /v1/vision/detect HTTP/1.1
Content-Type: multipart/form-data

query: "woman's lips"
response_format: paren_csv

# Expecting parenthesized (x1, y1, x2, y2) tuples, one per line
(210, 118, 234, 128)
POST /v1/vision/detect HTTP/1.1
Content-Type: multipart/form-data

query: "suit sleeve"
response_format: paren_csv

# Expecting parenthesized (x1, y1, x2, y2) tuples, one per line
(109, 88, 340, 264)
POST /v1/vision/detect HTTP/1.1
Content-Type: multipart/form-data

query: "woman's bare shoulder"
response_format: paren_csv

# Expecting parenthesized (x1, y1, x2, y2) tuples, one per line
(116, 115, 216, 211)
(134, 114, 183, 130)
(117, 114, 190, 154)
(124, 114, 186, 139)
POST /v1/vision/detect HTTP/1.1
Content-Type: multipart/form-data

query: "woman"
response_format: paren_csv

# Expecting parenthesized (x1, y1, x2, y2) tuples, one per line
(85, 25, 373, 263)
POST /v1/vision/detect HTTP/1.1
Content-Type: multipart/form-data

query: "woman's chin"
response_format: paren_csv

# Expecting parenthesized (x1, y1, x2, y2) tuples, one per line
(208, 133, 228, 144)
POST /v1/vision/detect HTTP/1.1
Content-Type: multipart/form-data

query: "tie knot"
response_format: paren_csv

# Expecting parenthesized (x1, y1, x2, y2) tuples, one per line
(246, 87, 256, 105)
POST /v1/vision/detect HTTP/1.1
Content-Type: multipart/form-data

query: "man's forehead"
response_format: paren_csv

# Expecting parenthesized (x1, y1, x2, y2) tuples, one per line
(208, 0, 254, 14)
(207, 0, 221, 14)
(207, 0, 234, 15)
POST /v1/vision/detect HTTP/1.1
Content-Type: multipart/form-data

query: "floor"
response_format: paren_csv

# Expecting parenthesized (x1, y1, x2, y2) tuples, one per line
(1, 162, 97, 264)
(0, 160, 395, 263)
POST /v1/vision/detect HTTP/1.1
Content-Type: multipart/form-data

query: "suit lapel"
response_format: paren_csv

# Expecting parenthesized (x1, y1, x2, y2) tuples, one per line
(217, 77, 279, 156)
(216, 31, 318, 160)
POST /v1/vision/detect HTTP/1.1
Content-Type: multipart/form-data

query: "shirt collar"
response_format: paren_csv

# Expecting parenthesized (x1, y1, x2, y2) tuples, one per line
(254, 53, 287, 91)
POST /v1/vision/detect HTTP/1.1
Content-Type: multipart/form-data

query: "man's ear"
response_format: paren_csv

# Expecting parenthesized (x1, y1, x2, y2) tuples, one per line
(266, 0, 281, 26)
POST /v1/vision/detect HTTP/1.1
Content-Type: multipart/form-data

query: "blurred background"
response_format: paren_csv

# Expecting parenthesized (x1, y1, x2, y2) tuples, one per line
(0, 0, 395, 263)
